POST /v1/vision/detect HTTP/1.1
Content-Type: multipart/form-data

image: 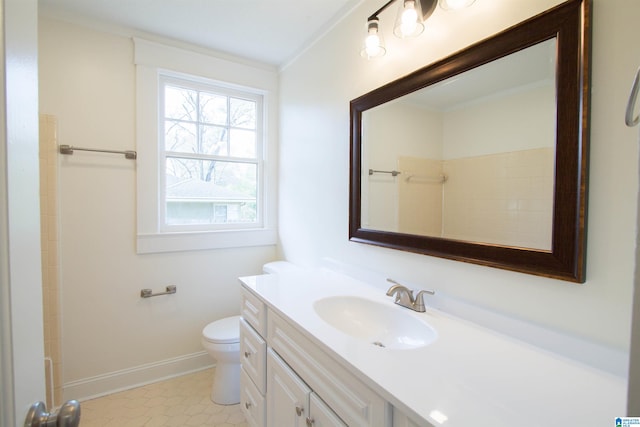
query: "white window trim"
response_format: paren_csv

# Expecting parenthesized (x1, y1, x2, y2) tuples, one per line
(134, 38, 277, 254)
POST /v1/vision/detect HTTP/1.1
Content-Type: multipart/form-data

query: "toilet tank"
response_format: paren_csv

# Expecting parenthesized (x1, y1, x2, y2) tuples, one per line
(262, 261, 301, 275)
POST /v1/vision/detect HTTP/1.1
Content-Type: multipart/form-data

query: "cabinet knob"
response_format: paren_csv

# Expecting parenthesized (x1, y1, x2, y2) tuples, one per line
(306, 417, 315, 426)
(244, 351, 251, 358)
(244, 401, 251, 409)
(295, 405, 304, 416)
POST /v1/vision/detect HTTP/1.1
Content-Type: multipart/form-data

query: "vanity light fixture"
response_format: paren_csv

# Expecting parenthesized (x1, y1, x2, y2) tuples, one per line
(439, 0, 476, 11)
(361, 0, 475, 59)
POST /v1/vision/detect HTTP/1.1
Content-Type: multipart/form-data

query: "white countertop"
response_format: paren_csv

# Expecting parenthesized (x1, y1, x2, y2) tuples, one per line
(240, 268, 626, 427)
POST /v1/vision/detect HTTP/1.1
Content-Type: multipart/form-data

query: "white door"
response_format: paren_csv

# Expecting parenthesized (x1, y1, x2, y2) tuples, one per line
(629, 66, 640, 414)
(1, 0, 47, 425)
(267, 349, 310, 427)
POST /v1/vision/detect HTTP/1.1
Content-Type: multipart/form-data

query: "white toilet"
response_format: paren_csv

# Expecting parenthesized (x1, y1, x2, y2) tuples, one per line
(201, 315, 241, 404)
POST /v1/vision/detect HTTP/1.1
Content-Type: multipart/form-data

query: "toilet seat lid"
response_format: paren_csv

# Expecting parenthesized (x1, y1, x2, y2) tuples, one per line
(202, 315, 240, 344)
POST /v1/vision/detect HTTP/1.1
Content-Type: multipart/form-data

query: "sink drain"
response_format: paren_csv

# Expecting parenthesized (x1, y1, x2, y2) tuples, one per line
(372, 341, 386, 348)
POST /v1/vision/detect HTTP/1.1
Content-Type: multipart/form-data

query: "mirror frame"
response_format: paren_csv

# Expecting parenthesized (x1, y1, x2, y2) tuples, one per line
(349, 0, 591, 282)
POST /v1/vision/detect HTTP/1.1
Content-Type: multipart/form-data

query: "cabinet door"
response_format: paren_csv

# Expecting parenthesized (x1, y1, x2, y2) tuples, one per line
(267, 349, 311, 427)
(392, 408, 422, 427)
(306, 393, 347, 427)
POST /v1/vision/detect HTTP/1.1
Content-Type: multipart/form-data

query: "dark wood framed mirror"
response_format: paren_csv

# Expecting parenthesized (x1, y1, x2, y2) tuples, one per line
(349, 0, 590, 282)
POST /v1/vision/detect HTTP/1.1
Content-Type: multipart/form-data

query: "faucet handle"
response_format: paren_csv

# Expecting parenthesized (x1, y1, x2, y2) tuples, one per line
(386, 278, 403, 287)
(413, 289, 435, 312)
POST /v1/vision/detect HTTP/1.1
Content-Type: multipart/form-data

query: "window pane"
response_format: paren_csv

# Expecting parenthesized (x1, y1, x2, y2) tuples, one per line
(200, 92, 227, 125)
(165, 157, 257, 225)
(166, 202, 213, 225)
(230, 98, 256, 129)
(202, 125, 228, 156)
(230, 129, 256, 158)
(165, 120, 197, 153)
(165, 85, 197, 121)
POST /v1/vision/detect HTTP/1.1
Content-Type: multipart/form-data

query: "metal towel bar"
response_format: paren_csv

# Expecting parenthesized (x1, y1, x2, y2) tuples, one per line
(369, 168, 401, 177)
(626, 67, 640, 127)
(59, 144, 137, 160)
(140, 285, 177, 298)
(405, 173, 447, 183)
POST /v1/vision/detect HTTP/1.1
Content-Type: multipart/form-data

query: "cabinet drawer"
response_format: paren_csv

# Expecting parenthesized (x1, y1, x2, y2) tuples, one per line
(241, 368, 266, 427)
(241, 287, 267, 336)
(268, 310, 391, 427)
(240, 318, 267, 394)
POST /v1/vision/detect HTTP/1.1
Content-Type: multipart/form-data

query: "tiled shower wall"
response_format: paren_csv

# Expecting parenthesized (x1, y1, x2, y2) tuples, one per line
(39, 114, 62, 407)
(442, 147, 554, 249)
(395, 148, 554, 250)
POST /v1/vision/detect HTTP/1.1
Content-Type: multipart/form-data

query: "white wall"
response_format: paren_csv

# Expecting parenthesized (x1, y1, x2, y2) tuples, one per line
(279, 0, 640, 360)
(38, 18, 277, 400)
(443, 84, 555, 159)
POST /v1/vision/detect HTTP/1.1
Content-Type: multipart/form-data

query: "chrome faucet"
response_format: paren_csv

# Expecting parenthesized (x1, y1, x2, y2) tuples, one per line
(386, 278, 434, 312)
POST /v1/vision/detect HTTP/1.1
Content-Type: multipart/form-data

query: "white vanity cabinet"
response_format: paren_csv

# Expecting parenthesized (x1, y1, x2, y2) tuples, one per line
(239, 270, 628, 427)
(240, 286, 400, 427)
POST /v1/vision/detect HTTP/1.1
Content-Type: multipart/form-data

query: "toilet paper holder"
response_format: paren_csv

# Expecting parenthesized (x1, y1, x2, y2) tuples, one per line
(140, 285, 177, 298)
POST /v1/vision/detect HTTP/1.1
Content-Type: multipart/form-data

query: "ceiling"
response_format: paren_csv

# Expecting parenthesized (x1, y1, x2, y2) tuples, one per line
(401, 38, 557, 111)
(38, 0, 363, 67)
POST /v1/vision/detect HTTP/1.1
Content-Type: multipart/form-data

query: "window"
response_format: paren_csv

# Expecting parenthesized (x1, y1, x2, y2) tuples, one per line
(134, 38, 277, 253)
(160, 76, 263, 231)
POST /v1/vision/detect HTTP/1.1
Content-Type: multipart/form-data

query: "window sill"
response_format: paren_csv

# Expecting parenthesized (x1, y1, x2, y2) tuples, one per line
(136, 228, 277, 254)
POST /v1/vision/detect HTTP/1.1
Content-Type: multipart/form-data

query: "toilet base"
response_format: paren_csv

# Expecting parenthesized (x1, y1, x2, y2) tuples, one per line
(211, 362, 240, 405)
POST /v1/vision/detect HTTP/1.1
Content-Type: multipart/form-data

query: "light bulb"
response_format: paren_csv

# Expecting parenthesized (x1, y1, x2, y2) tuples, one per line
(393, 0, 424, 38)
(400, 3, 419, 36)
(365, 34, 382, 57)
(361, 18, 386, 59)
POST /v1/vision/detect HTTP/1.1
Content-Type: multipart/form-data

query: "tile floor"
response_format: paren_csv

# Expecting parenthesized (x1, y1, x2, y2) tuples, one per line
(79, 368, 248, 427)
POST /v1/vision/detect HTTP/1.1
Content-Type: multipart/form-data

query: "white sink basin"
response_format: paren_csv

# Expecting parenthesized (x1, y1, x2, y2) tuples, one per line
(313, 296, 437, 349)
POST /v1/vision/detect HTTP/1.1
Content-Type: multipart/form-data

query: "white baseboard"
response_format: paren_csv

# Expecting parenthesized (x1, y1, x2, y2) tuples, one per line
(63, 351, 213, 402)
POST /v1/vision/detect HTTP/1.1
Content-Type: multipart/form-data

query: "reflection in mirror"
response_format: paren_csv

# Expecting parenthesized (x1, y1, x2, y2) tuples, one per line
(350, 0, 590, 282)
(362, 39, 557, 250)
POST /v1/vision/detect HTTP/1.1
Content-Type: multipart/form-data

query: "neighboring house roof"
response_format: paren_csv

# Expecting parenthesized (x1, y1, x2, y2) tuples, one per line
(166, 178, 253, 202)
